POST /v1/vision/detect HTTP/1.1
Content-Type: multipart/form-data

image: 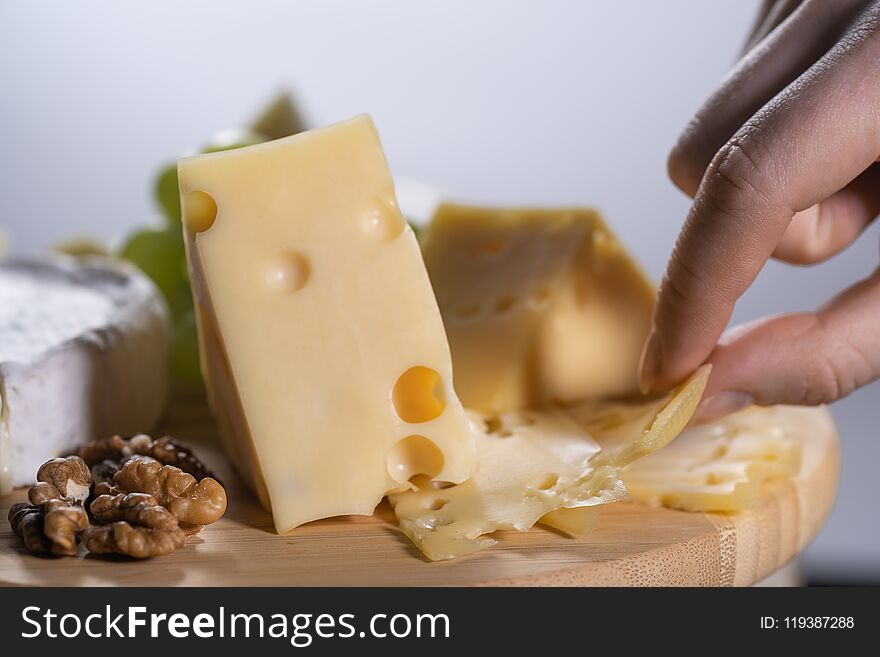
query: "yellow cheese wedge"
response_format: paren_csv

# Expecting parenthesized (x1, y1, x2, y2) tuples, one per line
(389, 367, 709, 560)
(180, 115, 478, 533)
(421, 205, 656, 414)
(621, 405, 820, 512)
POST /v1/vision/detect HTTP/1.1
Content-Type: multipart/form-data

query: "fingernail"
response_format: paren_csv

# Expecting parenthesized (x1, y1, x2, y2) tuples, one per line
(692, 391, 754, 425)
(638, 331, 661, 395)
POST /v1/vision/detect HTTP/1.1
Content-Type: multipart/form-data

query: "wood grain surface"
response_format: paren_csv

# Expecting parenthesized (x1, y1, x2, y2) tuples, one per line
(0, 391, 839, 586)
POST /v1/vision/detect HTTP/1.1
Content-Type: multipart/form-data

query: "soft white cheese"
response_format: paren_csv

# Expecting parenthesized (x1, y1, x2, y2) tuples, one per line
(0, 256, 170, 493)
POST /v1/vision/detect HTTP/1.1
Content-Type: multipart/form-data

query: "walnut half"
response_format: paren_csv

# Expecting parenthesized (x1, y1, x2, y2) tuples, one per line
(115, 456, 227, 526)
(90, 492, 178, 531)
(83, 522, 185, 558)
(37, 456, 91, 503)
(84, 492, 186, 558)
(78, 434, 217, 482)
(8, 500, 89, 557)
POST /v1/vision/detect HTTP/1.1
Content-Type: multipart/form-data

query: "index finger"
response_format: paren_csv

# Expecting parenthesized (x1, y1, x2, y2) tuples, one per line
(641, 18, 880, 393)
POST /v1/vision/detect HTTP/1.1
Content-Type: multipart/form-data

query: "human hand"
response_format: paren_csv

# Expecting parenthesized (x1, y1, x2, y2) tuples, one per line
(639, 0, 880, 422)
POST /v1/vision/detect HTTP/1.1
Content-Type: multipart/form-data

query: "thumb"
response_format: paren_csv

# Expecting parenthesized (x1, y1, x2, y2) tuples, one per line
(692, 267, 880, 424)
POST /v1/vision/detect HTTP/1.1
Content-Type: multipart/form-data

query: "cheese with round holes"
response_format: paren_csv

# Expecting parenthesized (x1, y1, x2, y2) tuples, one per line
(0, 256, 170, 495)
(389, 410, 626, 561)
(421, 205, 656, 414)
(389, 366, 709, 560)
(621, 405, 823, 512)
(179, 115, 478, 533)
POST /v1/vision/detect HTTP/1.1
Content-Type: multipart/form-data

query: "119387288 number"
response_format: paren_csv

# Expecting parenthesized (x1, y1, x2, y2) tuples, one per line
(784, 617, 854, 629)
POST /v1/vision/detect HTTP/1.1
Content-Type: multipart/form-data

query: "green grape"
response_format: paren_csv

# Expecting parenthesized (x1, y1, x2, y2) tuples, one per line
(53, 237, 110, 257)
(118, 226, 186, 306)
(155, 164, 181, 223)
(407, 219, 422, 241)
(170, 310, 203, 386)
(167, 277, 194, 322)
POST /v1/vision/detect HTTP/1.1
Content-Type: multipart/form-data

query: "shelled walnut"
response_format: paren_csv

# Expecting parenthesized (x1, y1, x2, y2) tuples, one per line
(114, 456, 227, 526)
(84, 492, 186, 558)
(77, 434, 217, 482)
(8, 499, 89, 556)
(9, 437, 224, 560)
(90, 492, 178, 529)
(83, 522, 185, 558)
(36, 456, 91, 503)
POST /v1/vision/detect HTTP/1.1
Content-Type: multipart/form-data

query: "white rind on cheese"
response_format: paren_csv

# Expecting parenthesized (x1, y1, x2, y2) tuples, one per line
(0, 256, 170, 493)
(180, 115, 478, 533)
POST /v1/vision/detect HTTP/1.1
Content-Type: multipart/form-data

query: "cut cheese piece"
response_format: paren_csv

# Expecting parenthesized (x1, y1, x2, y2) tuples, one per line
(566, 365, 711, 467)
(621, 405, 823, 512)
(390, 365, 709, 560)
(0, 256, 170, 494)
(539, 506, 600, 536)
(389, 411, 625, 561)
(421, 205, 655, 413)
(180, 115, 478, 533)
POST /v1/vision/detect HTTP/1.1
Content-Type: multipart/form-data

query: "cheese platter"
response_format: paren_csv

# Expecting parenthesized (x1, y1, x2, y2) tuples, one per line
(0, 110, 841, 587)
(0, 388, 838, 587)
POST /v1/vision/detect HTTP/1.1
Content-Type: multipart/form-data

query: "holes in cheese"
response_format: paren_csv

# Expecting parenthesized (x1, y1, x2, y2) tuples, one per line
(360, 193, 405, 242)
(182, 191, 218, 234)
(389, 411, 627, 561)
(475, 240, 505, 255)
(533, 473, 559, 491)
(456, 304, 481, 319)
(387, 434, 445, 483)
(390, 366, 709, 561)
(263, 251, 310, 293)
(621, 405, 819, 512)
(392, 366, 446, 423)
(494, 296, 515, 313)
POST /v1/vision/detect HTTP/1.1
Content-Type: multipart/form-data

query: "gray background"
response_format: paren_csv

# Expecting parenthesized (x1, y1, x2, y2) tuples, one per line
(1, 0, 876, 580)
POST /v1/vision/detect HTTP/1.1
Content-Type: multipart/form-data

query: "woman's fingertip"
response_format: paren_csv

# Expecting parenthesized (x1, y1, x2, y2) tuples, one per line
(691, 390, 754, 426)
(638, 331, 661, 395)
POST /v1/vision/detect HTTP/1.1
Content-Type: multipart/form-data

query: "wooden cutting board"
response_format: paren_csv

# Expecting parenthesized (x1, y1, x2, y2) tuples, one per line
(0, 390, 839, 587)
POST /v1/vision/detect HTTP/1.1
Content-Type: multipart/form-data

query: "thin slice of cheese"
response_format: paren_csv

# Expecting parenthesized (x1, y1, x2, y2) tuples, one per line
(566, 365, 711, 467)
(179, 115, 478, 533)
(421, 205, 655, 413)
(538, 366, 710, 536)
(390, 367, 709, 560)
(389, 411, 625, 561)
(539, 506, 600, 536)
(621, 405, 818, 512)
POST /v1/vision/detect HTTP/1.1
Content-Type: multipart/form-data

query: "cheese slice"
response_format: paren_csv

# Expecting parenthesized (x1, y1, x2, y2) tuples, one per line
(539, 506, 600, 536)
(0, 256, 170, 494)
(421, 205, 655, 413)
(389, 411, 625, 561)
(179, 115, 478, 533)
(389, 366, 709, 560)
(621, 405, 817, 512)
(565, 365, 711, 467)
